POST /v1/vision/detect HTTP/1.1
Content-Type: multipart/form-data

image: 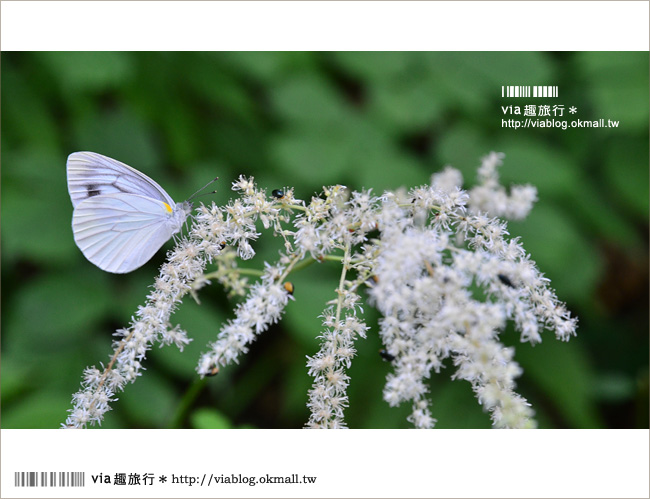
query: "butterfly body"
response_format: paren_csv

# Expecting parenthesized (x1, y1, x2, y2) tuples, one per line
(67, 152, 192, 273)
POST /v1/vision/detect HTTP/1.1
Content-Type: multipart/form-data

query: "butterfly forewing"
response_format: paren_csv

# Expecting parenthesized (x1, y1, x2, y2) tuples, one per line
(67, 151, 175, 208)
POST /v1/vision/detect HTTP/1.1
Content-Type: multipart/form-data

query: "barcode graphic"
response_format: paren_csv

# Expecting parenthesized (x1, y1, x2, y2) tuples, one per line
(502, 85, 558, 97)
(14, 471, 85, 487)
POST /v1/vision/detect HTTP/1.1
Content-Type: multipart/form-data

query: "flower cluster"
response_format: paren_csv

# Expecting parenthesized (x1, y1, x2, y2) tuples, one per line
(65, 153, 577, 429)
(306, 308, 369, 428)
(64, 177, 280, 428)
(365, 153, 575, 428)
(197, 261, 293, 375)
(64, 239, 206, 428)
(467, 151, 538, 220)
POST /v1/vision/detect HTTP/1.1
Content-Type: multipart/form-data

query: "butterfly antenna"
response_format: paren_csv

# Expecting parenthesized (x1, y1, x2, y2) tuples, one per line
(188, 177, 219, 201)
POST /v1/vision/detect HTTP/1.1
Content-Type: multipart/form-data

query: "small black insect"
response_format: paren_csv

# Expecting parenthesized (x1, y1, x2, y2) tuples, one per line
(272, 189, 285, 199)
(379, 349, 395, 362)
(497, 274, 515, 288)
(218, 241, 226, 250)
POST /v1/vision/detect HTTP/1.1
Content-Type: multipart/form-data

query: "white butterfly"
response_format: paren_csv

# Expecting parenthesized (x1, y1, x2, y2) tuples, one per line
(67, 151, 193, 273)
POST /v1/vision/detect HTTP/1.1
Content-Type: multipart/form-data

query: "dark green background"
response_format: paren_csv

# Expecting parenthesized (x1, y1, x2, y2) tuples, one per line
(2, 52, 648, 429)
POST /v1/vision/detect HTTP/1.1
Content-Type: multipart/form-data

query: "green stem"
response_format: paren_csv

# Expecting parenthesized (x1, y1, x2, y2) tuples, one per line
(279, 252, 305, 282)
(237, 268, 265, 277)
(322, 254, 344, 262)
(291, 256, 317, 273)
(335, 242, 351, 323)
(201, 267, 264, 283)
(281, 203, 308, 213)
(170, 377, 208, 428)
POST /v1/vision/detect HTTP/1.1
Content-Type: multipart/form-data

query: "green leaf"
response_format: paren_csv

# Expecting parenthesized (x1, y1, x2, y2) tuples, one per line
(219, 52, 307, 83)
(155, 299, 229, 379)
(6, 270, 113, 356)
(284, 265, 339, 350)
(1, 61, 61, 153)
(332, 52, 418, 82)
(430, 378, 492, 429)
(190, 408, 232, 429)
(369, 72, 445, 132)
(352, 133, 428, 193)
(604, 137, 650, 220)
(119, 371, 178, 428)
(0, 357, 31, 403)
(35, 51, 134, 93)
(183, 54, 257, 125)
(593, 373, 636, 403)
(577, 52, 649, 129)
(568, 178, 641, 247)
(270, 130, 356, 187)
(495, 138, 581, 198)
(1, 150, 75, 264)
(509, 203, 602, 306)
(516, 338, 603, 428)
(2, 392, 71, 429)
(436, 126, 494, 181)
(271, 73, 351, 128)
(72, 110, 163, 183)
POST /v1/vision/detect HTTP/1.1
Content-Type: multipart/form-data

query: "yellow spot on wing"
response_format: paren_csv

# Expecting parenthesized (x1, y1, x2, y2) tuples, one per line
(164, 202, 172, 213)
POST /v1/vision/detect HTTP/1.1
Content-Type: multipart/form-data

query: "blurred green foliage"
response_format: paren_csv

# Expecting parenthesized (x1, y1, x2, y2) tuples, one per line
(2, 52, 648, 429)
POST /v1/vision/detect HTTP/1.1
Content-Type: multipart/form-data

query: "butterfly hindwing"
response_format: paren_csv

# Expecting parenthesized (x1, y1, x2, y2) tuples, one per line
(72, 193, 177, 273)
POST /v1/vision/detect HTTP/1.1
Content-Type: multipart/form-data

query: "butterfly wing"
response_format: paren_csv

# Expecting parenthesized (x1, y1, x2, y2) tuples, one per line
(67, 151, 175, 208)
(72, 193, 179, 273)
